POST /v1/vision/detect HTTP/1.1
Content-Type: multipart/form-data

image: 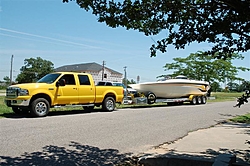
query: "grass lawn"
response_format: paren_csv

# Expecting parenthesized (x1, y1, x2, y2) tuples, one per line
(230, 113, 250, 124)
(0, 90, 5, 93)
(209, 92, 241, 102)
(0, 96, 13, 116)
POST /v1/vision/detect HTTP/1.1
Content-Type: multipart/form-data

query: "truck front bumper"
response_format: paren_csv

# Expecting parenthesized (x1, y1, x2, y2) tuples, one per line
(5, 98, 30, 107)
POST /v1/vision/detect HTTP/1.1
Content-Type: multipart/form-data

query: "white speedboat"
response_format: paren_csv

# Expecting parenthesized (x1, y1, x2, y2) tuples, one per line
(129, 76, 210, 99)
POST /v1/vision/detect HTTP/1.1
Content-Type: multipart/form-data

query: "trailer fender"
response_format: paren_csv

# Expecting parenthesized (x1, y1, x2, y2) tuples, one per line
(189, 95, 194, 101)
(189, 95, 197, 105)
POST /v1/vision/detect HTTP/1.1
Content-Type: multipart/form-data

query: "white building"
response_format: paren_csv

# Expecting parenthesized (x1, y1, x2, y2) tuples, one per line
(55, 62, 123, 84)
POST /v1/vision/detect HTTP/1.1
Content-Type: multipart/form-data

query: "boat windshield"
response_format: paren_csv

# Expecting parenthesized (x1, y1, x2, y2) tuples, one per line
(37, 73, 61, 83)
(175, 75, 188, 79)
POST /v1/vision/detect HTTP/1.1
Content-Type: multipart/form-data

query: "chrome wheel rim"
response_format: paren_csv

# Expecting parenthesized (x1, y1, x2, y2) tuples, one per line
(192, 97, 197, 104)
(148, 94, 155, 100)
(106, 100, 114, 110)
(202, 96, 206, 103)
(35, 102, 47, 115)
(148, 94, 156, 103)
(197, 97, 202, 104)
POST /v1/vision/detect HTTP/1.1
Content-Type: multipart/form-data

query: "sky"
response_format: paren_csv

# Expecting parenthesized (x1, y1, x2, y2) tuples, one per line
(0, 0, 249, 84)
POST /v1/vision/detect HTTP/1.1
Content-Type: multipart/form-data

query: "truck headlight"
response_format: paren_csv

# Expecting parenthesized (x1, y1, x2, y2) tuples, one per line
(18, 89, 29, 96)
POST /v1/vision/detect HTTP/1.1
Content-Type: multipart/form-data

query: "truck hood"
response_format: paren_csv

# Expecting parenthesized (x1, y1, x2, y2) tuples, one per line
(10, 83, 53, 89)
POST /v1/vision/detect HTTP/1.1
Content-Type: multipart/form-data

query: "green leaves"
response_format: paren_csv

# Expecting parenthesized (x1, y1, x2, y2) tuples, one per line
(16, 57, 54, 83)
(162, 51, 249, 83)
(64, 0, 250, 59)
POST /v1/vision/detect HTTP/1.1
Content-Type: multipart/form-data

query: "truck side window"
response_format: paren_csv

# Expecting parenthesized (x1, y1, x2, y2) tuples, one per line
(60, 74, 75, 85)
(78, 75, 90, 85)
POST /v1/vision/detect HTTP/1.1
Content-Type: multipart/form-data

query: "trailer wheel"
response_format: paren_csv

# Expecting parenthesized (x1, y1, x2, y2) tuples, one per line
(147, 92, 156, 104)
(30, 98, 50, 117)
(197, 96, 202, 104)
(201, 96, 207, 104)
(102, 97, 115, 111)
(191, 96, 197, 105)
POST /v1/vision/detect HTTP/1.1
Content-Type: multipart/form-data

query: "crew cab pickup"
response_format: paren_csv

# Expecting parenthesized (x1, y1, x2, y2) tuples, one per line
(5, 72, 124, 117)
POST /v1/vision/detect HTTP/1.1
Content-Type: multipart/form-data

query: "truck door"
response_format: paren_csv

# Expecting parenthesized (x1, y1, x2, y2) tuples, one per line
(55, 74, 79, 104)
(77, 75, 95, 104)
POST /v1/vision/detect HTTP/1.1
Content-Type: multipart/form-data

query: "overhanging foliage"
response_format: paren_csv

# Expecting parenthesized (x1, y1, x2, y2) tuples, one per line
(63, 0, 250, 59)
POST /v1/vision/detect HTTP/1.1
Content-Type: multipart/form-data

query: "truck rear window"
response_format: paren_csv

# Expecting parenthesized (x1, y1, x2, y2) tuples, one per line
(78, 75, 90, 85)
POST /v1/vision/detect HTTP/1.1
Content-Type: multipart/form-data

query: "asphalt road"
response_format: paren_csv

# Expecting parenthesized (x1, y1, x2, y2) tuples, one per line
(0, 101, 249, 165)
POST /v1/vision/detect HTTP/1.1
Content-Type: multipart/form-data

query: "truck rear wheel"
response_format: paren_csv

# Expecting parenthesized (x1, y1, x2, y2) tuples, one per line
(30, 98, 50, 117)
(102, 97, 115, 111)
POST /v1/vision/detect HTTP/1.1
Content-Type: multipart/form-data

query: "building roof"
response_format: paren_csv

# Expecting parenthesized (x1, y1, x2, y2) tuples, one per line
(55, 62, 122, 75)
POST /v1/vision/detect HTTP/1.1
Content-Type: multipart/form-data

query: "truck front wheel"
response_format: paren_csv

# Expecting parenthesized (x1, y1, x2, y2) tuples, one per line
(30, 98, 50, 117)
(102, 97, 115, 111)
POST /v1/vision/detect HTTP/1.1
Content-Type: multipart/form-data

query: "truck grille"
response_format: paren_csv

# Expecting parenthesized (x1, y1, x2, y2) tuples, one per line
(6, 87, 19, 98)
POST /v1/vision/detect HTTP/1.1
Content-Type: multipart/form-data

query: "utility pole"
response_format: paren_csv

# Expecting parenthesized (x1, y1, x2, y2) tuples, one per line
(102, 61, 106, 81)
(10, 55, 14, 85)
(124, 66, 127, 98)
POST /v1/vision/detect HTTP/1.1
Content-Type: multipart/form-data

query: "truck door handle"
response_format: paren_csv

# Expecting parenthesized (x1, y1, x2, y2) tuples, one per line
(73, 88, 77, 90)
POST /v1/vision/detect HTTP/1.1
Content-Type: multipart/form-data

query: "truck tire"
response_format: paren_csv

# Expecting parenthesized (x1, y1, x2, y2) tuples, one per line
(30, 98, 50, 117)
(102, 97, 115, 111)
(147, 92, 156, 104)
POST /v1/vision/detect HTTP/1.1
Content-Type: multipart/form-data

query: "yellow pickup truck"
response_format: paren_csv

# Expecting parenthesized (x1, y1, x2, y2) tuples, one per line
(5, 72, 124, 117)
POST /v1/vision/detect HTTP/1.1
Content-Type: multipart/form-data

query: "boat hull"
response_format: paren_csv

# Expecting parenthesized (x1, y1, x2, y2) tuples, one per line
(130, 80, 210, 99)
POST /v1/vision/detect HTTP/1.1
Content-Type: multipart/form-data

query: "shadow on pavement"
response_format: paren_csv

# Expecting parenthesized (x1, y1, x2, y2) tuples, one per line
(0, 141, 134, 166)
(0, 108, 113, 119)
(139, 122, 250, 165)
(204, 148, 250, 164)
(139, 147, 249, 166)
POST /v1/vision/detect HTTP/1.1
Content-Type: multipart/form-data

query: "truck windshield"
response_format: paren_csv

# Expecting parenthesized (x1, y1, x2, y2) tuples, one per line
(37, 73, 61, 83)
